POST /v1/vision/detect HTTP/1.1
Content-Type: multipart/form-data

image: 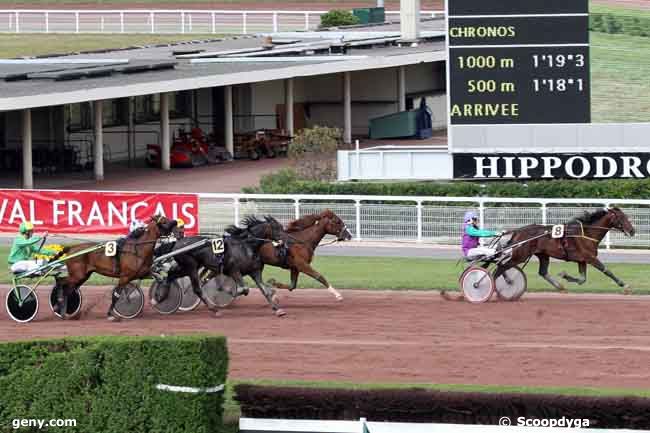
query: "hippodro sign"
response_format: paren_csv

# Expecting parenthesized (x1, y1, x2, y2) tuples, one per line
(0, 189, 199, 235)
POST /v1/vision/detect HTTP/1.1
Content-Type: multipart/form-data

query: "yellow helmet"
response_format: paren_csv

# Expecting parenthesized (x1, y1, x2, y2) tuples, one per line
(19, 221, 34, 233)
(176, 218, 185, 228)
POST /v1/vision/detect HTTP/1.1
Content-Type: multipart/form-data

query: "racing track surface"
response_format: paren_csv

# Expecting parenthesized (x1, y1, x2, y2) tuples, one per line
(1, 286, 649, 390)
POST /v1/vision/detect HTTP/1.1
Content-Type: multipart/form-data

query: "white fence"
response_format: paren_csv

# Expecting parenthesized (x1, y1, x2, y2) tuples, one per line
(0, 9, 443, 34)
(197, 194, 650, 249)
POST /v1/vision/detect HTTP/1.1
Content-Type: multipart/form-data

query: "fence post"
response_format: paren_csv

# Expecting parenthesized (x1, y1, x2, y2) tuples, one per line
(416, 200, 423, 243)
(541, 202, 547, 225)
(75, 11, 79, 33)
(242, 12, 247, 35)
(120, 11, 124, 33)
(294, 199, 300, 219)
(101, 16, 105, 32)
(355, 200, 362, 241)
(478, 199, 485, 229)
(181, 11, 185, 33)
(14, 11, 19, 33)
(234, 197, 240, 226)
(45, 11, 49, 33)
(304, 12, 309, 30)
(212, 12, 216, 33)
(273, 12, 278, 32)
(188, 13, 192, 32)
(150, 11, 154, 33)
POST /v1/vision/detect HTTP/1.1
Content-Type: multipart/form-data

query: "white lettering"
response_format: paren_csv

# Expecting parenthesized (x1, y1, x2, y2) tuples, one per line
(621, 156, 643, 178)
(566, 156, 590, 178)
(108, 202, 128, 227)
(0, 199, 9, 222)
(541, 157, 562, 178)
(153, 202, 167, 217)
(594, 156, 617, 178)
(8, 201, 26, 225)
(519, 157, 539, 179)
(181, 203, 196, 228)
(473, 157, 500, 178)
(86, 201, 106, 226)
(131, 202, 148, 222)
(68, 201, 85, 226)
(502, 157, 516, 178)
(28, 200, 43, 225)
(52, 200, 66, 225)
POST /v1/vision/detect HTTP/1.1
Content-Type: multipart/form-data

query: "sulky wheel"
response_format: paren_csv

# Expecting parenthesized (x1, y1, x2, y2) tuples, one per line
(49, 286, 83, 319)
(201, 274, 238, 308)
(459, 266, 495, 304)
(177, 276, 201, 312)
(6, 285, 39, 323)
(112, 283, 145, 319)
(494, 266, 527, 301)
(148, 280, 182, 315)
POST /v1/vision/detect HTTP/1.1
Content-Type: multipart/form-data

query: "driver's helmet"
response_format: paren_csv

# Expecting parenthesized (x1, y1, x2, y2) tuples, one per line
(19, 221, 34, 234)
(176, 218, 185, 229)
(129, 219, 145, 233)
(463, 211, 478, 223)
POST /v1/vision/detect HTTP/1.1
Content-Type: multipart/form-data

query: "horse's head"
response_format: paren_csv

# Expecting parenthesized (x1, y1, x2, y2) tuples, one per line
(606, 207, 635, 237)
(148, 214, 178, 237)
(320, 209, 353, 241)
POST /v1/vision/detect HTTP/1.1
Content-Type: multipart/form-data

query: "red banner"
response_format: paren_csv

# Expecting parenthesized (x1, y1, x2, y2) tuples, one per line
(0, 189, 199, 235)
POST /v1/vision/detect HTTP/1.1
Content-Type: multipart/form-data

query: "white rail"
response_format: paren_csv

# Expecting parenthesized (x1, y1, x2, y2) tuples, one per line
(0, 9, 443, 34)
(197, 193, 650, 249)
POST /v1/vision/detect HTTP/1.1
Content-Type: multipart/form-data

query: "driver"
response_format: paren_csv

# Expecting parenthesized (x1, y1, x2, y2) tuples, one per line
(462, 211, 501, 260)
(8, 221, 49, 273)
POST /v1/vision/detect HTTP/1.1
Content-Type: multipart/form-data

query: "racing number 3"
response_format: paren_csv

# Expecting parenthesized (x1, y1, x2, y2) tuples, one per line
(105, 241, 117, 257)
(211, 238, 225, 254)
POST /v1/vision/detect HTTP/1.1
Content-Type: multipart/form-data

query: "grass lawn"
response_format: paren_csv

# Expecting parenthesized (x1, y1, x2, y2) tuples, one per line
(590, 3, 650, 18)
(0, 33, 223, 58)
(591, 31, 650, 123)
(3, 245, 650, 293)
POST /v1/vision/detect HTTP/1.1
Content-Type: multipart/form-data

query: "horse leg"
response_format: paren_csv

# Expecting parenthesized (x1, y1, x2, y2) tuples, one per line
(589, 258, 631, 294)
(537, 254, 566, 293)
(190, 270, 222, 317)
(268, 268, 299, 292)
(250, 271, 286, 317)
(295, 261, 342, 301)
(107, 276, 131, 321)
(559, 262, 587, 285)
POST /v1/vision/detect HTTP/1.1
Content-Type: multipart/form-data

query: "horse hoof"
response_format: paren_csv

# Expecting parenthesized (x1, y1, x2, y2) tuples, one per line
(214, 310, 223, 318)
(107, 315, 120, 322)
(151, 298, 158, 306)
(272, 294, 280, 304)
(267, 279, 277, 286)
(623, 285, 632, 295)
(275, 309, 287, 317)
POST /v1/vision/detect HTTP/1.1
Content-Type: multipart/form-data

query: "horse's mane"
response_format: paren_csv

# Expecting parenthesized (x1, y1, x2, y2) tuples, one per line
(225, 215, 281, 239)
(287, 210, 334, 232)
(570, 208, 615, 224)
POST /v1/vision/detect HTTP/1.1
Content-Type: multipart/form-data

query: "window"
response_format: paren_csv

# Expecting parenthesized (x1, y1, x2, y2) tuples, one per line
(134, 92, 190, 123)
(66, 103, 91, 131)
(102, 99, 127, 127)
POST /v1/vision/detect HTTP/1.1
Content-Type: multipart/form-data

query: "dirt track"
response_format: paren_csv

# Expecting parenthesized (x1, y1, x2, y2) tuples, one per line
(1, 286, 649, 390)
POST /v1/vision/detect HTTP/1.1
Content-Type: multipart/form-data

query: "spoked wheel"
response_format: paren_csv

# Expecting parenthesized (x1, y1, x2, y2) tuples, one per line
(148, 280, 182, 315)
(494, 266, 527, 301)
(202, 274, 238, 308)
(177, 276, 201, 312)
(112, 283, 145, 319)
(49, 286, 83, 319)
(6, 285, 39, 323)
(459, 266, 495, 304)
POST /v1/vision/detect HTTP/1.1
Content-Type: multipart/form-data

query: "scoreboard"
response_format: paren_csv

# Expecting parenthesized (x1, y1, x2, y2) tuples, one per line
(447, 0, 591, 125)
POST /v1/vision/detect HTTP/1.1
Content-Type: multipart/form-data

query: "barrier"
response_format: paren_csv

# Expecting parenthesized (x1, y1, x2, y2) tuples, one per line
(0, 9, 443, 34)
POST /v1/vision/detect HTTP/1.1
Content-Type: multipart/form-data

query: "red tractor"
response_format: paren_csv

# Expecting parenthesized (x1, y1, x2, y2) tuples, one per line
(146, 127, 209, 168)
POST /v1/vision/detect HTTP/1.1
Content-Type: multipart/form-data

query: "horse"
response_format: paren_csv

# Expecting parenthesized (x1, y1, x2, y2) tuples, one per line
(250, 209, 353, 301)
(444, 207, 635, 301)
(159, 216, 286, 316)
(53, 215, 177, 320)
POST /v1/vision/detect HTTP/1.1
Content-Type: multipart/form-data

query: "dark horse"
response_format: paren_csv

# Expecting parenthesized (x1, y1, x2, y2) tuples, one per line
(53, 215, 177, 320)
(493, 207, 635, 294)
(160, 216, 286, 316)
(247, 210, 353, 301)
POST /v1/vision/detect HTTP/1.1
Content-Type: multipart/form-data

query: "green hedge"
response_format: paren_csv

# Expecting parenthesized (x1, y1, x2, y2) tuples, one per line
(0, 335, 228, 433)
(319, 9, 360, 28)
(590, 12, 650, 37)
(243, 169, 650, 200)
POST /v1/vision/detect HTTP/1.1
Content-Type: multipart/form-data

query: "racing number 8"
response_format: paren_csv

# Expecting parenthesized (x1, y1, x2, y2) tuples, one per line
(551, 224, 564, 239)
(211, 238, 225, 254)
(105, 241, 117, 257)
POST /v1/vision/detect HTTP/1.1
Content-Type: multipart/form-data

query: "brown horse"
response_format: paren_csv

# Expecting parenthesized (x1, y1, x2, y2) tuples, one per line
(496, 207, 635, 294)
(53, 215, 177, 320)
(260, 209, 353, 301)
(444, 207, 635, 301)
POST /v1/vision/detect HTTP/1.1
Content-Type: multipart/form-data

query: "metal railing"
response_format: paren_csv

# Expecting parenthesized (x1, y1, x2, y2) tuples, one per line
(197, 193, 650, 249)
(0, 9, 443, 34)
